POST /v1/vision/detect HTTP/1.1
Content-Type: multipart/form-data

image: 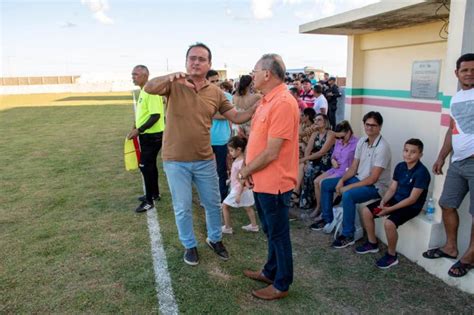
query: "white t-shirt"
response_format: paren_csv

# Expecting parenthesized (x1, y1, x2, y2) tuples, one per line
(354, 135, 392, 196)
(450, 88, 474, 162)
(313, 94, 328, 113)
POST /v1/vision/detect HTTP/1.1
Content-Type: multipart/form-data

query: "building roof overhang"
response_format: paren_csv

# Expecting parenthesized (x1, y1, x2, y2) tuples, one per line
(299, 0, 449, 35)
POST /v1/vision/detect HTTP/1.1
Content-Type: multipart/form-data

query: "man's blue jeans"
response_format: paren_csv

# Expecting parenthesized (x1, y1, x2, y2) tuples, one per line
(163, 160, 222, 249)
(320, 176, 380, 238)
(254, 190, 293, 292)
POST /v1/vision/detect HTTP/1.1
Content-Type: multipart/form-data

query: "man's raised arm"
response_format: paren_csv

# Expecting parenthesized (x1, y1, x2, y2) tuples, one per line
(145, 72, 195, 95)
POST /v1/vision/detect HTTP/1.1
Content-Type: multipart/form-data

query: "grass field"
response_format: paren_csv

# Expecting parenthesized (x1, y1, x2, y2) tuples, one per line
(1, 92, 473, 313)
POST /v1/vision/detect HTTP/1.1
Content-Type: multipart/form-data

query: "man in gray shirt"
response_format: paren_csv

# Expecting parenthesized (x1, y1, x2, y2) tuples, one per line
(313, 111, 392, 248)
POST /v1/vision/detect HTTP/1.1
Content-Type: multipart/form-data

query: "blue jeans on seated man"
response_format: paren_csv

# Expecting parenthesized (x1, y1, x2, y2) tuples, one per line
(163, 160, 222, 249)
(254, 190, 293, 292)
(320, 176, 380, 238)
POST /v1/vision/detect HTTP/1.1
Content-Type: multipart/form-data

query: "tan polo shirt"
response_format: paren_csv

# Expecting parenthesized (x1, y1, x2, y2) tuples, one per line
(159, 80, 233, 161)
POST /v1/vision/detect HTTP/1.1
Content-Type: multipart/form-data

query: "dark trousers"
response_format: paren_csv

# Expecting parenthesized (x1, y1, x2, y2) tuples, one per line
(212, 144, 228, 202)
(139, 132, 163, 203)
(254, 190, 293, 291)
(328, 106, 337, 130)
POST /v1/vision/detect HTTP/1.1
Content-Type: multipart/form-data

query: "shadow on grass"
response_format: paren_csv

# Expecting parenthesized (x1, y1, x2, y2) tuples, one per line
(55, 96, 132, 102)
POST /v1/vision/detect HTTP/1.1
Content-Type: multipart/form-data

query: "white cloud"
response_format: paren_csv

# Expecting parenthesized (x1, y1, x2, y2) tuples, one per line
(250, 0, 275, 19)
(81, 0, 114, 25)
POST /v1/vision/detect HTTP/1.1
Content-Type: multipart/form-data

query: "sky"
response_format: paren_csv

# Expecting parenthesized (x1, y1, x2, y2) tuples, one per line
(0, 0, 379, 79)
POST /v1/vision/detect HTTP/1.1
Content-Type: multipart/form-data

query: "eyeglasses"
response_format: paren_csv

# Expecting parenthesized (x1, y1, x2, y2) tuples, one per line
(251, 69, 267, 75)
(188, 56, 208, 63)
(364, 123, 379, 128)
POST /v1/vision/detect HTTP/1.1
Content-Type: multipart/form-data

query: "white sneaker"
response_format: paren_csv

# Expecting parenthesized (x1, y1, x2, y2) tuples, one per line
(241, 224, 259, 232)
(221, 225, 233, 234)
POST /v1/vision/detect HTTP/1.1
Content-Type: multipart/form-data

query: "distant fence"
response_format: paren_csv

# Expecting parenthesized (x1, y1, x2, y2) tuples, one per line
(0, 76, 80, 86)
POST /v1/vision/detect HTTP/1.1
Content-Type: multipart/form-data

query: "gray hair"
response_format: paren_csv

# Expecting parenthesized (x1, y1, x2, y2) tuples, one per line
(259, 54, 286, 81)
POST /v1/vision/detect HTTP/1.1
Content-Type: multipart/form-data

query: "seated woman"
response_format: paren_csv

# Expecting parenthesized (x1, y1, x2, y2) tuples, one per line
(299, 107, 318, 157)
(309, 120, 358, 218)
(291, 114, 335, 209)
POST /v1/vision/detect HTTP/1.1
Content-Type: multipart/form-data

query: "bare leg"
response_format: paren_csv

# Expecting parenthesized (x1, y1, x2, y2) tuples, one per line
(222, 204, 232, 228)
(460, 221, 474, 264)
(441, 206, 460, 257)
(361, 206, 377, 243)
(384, 219, 398, 256)
(294, 163, 305, 193)
(449, 221, 474, 276)
(245, 207, 258, 226)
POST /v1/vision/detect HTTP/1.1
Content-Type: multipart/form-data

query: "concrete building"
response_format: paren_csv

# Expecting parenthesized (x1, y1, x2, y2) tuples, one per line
(300, 0, 473, 293)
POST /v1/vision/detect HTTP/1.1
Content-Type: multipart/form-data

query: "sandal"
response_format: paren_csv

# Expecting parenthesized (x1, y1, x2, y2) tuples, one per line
(448, 260, 474, 277)
(422, 248, 457, 259)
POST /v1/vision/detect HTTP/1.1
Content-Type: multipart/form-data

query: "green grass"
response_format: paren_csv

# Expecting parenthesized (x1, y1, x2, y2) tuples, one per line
(1, 94, 473, 314)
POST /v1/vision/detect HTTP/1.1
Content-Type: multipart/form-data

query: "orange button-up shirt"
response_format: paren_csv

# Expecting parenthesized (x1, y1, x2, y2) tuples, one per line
(246, 83, 300, 194)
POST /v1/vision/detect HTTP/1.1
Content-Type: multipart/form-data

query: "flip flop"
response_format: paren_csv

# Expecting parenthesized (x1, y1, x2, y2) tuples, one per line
(448, 260, 474, 277)
(422, 248, 457, 259)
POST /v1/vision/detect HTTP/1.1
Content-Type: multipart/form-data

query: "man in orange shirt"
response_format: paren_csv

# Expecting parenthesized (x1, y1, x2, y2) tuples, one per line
(239, 54, 300, 300)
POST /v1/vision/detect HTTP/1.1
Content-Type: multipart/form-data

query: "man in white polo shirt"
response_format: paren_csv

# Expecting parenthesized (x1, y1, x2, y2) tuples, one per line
(314, 111, 392, 248)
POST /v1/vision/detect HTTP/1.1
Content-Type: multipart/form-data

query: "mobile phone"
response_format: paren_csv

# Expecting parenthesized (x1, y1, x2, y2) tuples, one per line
(373, 206, 382, 215)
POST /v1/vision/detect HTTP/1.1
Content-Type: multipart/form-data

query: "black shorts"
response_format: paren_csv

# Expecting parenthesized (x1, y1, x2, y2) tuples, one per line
(367, 198, 422, 228)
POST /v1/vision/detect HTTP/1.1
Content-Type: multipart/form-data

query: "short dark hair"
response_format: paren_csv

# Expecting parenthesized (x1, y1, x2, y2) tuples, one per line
(313, 85, 323, 94)
(186, 42, 212, 62)
(309, 71, 315, 75)
(134, 65, 149, 74)
(335, 120, 353, 134)
(324, 72, 329, 76)
(405, 138, 424, 153)
(363, 111, 383, 126)
(456, 53, 474, 70)
(206, 69, 219, 79)
(303, 107, 316, 122)
(289, 87, 299, 95)
(302, 78, 311, 84)
(227, 136, 247, 152)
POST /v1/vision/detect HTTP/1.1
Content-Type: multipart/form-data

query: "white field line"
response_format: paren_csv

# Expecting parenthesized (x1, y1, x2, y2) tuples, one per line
(146, 208, 179, 315)
(133, 90, 178, 314)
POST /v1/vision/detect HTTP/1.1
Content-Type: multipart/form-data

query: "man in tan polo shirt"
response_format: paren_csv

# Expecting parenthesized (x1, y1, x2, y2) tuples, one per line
(144, 43, 257, 266)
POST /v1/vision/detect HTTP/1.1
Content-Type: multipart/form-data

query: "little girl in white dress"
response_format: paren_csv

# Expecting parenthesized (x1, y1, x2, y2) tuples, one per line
(222, 136, 259, 234)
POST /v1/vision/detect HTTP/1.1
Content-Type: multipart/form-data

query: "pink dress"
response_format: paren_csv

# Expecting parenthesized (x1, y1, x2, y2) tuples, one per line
(223, 158, 255, 207)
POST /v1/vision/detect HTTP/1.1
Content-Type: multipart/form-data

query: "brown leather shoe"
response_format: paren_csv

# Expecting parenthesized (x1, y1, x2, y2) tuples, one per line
(243, 270, 273, 284)
(252, 285, 288, 300)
